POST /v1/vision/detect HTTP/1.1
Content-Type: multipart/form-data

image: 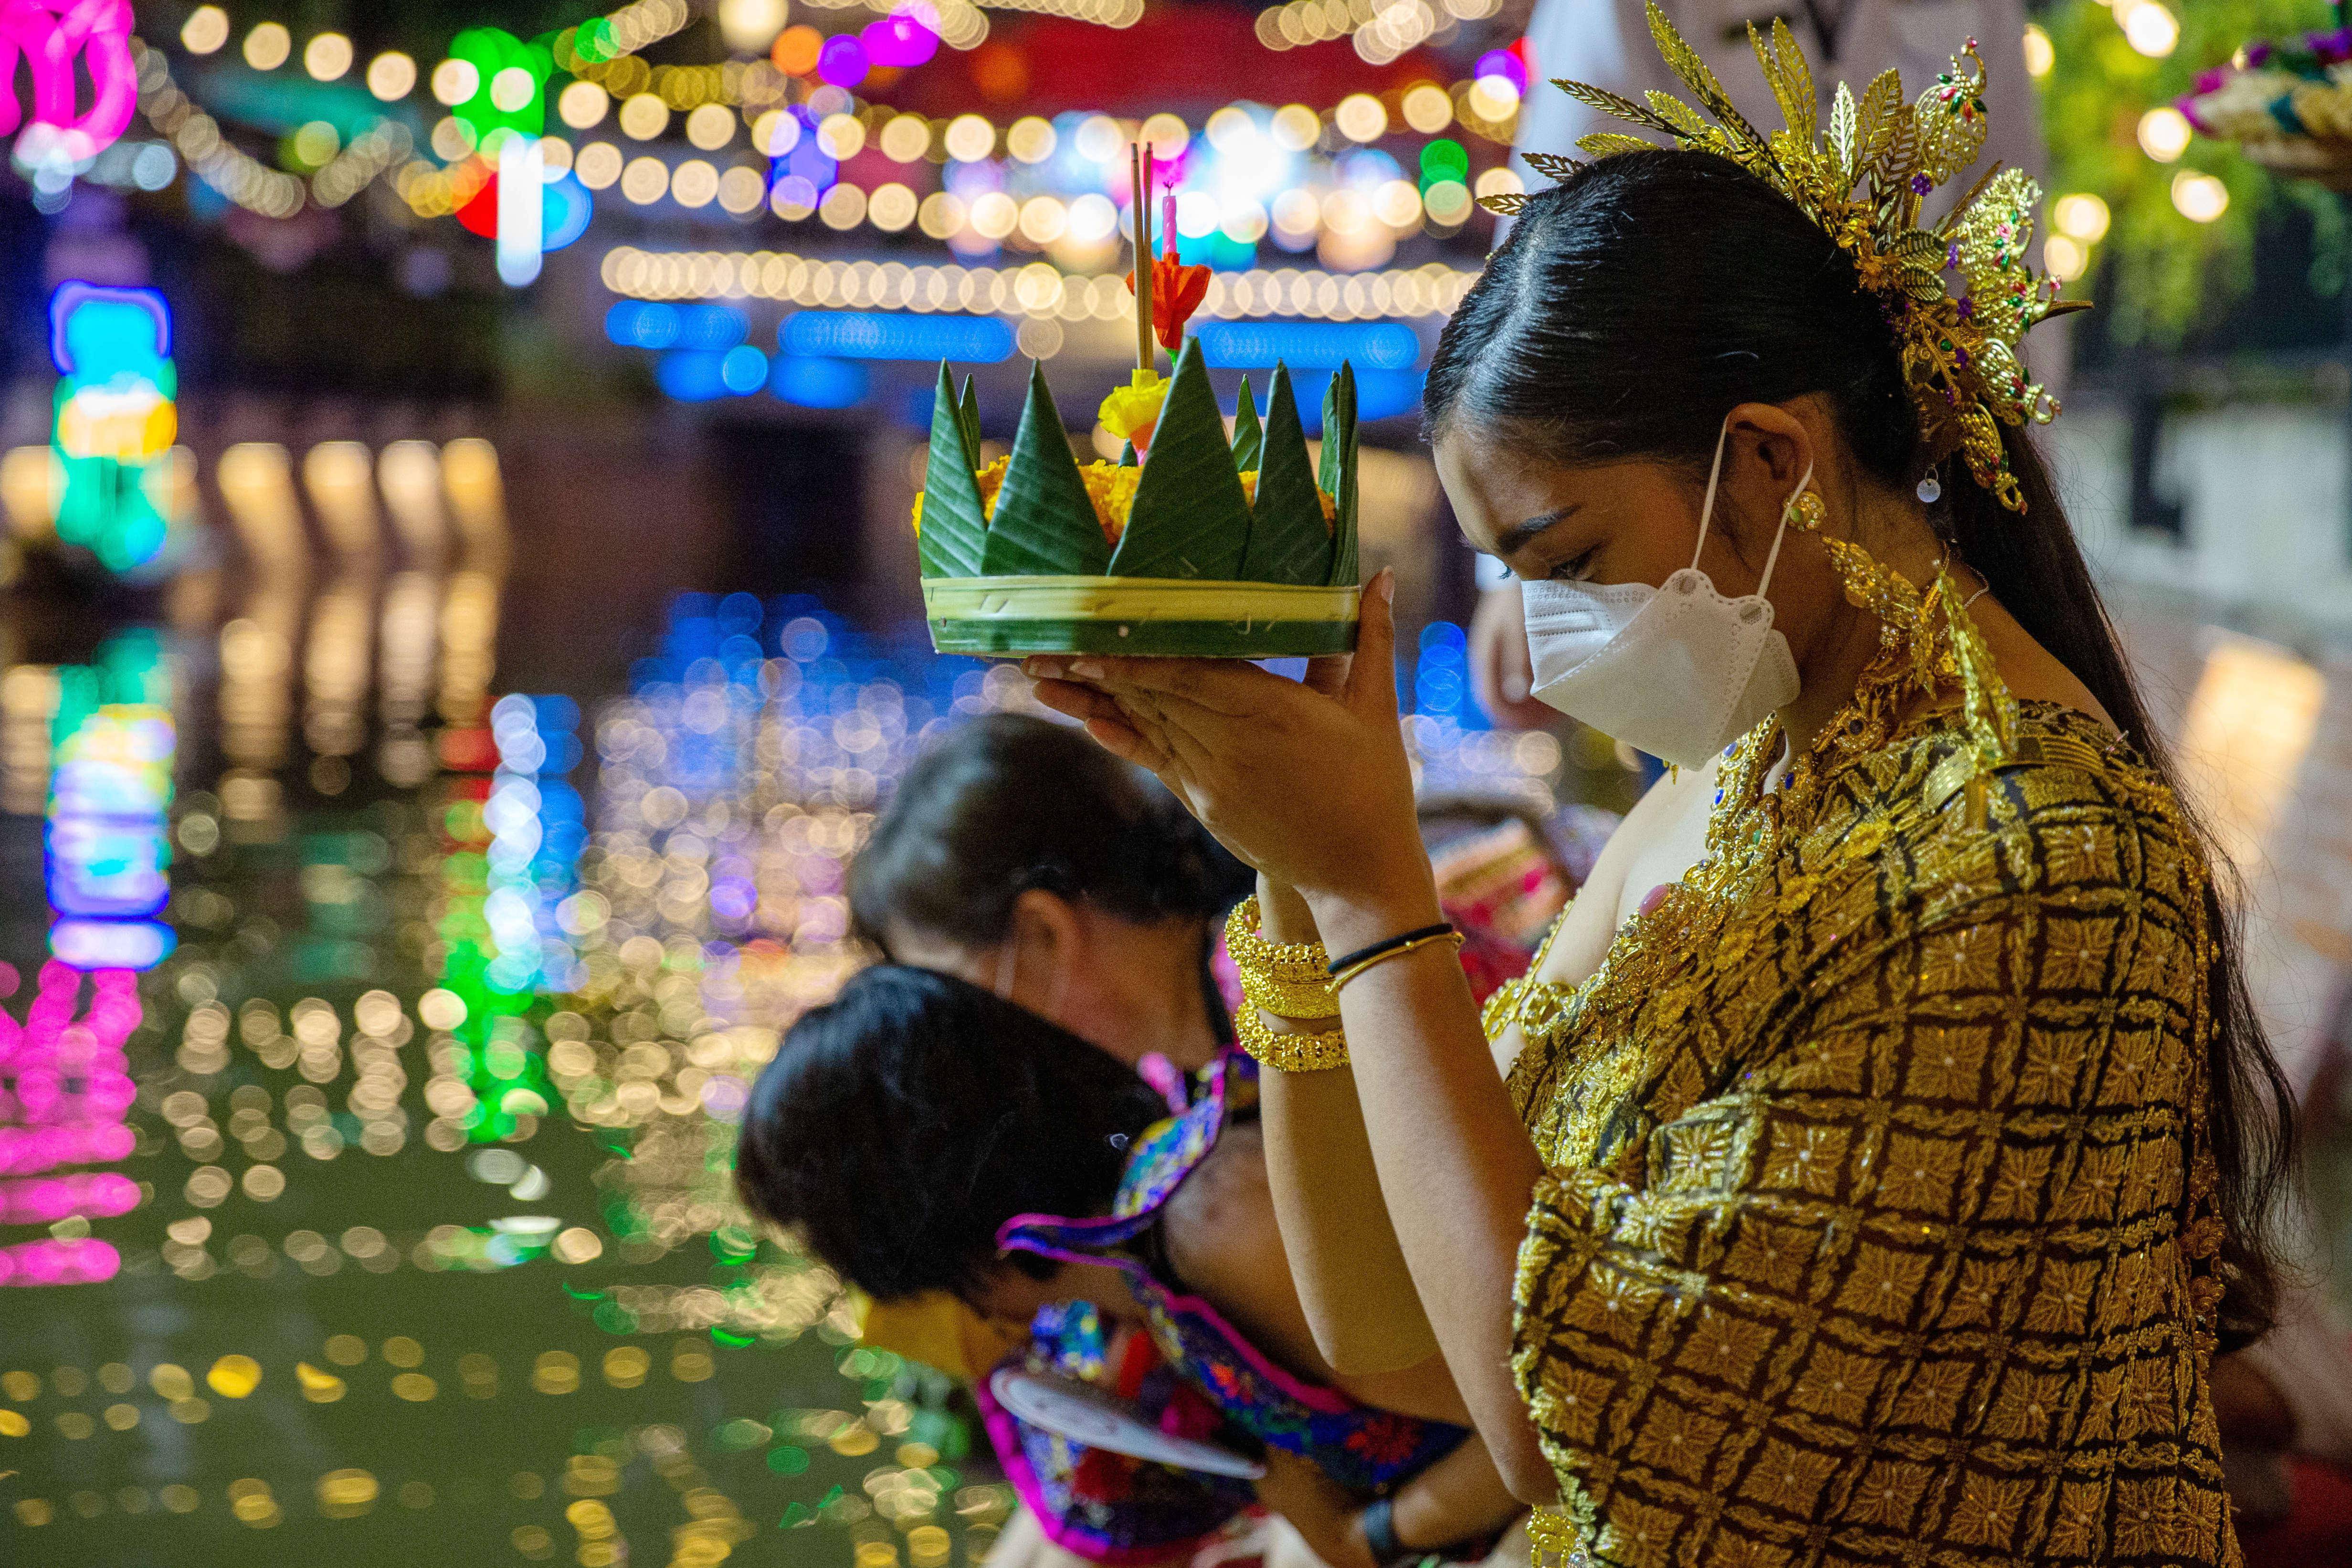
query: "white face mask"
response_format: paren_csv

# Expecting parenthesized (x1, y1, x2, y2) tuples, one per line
(1519, 420, 1807, 769)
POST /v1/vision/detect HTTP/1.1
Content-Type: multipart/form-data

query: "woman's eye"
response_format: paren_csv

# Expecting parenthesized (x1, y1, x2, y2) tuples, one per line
(1548, 551, 1595, 583)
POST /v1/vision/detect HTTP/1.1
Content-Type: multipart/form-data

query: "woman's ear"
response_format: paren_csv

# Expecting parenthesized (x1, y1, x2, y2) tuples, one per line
(1008, 889, 1081, 961)
(1002, 890, 1084, 1012)
(1726, 401, 1815, 496)
(1718, 400, 1819, 569)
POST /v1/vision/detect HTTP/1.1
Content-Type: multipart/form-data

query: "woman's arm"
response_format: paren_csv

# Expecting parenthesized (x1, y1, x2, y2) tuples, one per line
(1254, 878, 1442, 1375)
(1255, 1435, 1524, 1568)
(1383, 1429, 1526, 1555)
(1033, 584, 1557, 1502)
(1308, 880, 1558, 1505)
(1162, 1121, 1468, 1425)
(1259, 760, 1709, 1370)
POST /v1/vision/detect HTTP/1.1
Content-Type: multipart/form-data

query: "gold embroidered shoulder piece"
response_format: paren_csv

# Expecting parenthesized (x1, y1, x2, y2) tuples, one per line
(1488, 654, 2233, 1566)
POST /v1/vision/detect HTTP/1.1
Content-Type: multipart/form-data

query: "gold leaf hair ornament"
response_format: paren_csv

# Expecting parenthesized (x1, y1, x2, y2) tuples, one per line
(1487, 0, 2089, 514)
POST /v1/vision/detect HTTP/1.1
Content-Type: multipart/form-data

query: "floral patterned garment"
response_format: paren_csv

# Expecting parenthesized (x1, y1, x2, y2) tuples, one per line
(1486, 694, 2239, 1568)
(1001, 1051, 1470, 1495)
(976, 1298, 1258, 1564)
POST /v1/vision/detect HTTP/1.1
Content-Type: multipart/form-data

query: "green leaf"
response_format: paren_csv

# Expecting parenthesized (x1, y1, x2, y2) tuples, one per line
(918, 362, 987, 579)
(1241, 362, 1332, 586)
(983, 361, 1110, 576)
(1321, 364, 1359, 587)
(1108, 337, 1251, 580)
(1230, 374, 1264, 475)
(1118, 441, 1137, 467)
(957, 375, 981, 458)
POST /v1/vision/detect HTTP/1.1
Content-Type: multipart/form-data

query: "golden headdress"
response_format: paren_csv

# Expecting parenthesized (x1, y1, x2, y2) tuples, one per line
(1483, 0, 2085, 513)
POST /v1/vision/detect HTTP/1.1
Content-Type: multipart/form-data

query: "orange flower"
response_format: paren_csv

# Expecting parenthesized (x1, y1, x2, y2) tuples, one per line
(1127, 191, 1211, 352)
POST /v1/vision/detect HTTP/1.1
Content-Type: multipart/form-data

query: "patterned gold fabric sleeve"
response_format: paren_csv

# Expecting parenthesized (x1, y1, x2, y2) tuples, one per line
(1506, 748, 2238, 1567)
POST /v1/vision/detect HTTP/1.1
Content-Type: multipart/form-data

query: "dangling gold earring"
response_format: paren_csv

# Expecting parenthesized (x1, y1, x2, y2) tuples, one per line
(1786, 488, 1922, 640)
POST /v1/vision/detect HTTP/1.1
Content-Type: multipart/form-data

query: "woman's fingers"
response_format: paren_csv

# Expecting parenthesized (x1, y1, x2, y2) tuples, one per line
(1034, 678, 1180, 773)
(1302, 650, 1354, 698)
(1039, 682, 1194, 780)
(1026, 676, 1125, 728)
(1345, 569, 1400, 725)
(1081, 714, 1171, 772)
(1094, 690, 1188, 773)
(1024, 654, 1275, 717)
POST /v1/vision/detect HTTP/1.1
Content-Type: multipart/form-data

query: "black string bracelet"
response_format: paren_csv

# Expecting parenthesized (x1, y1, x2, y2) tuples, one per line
(1324, 922, 1457, 978)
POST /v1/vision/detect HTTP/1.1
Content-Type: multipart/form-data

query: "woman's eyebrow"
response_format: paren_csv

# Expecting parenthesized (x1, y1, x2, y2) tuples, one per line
(1494, 505, 1578, 557)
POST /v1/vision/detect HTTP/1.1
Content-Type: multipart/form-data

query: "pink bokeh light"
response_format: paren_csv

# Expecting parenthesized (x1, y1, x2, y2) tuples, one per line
(0, 1235, 120, 1285)
(0, 960, 142, 1283)
(0, 0, 139, 161)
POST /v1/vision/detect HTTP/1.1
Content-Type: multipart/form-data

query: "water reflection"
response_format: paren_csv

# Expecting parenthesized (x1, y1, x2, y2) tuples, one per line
(0, 550, 1015, 1562)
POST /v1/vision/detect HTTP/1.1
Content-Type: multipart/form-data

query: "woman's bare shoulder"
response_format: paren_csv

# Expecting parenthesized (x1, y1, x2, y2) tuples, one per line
(1534, 755, 1718, 987)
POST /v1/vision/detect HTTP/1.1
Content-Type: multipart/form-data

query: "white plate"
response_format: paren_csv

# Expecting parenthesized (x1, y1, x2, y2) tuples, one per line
(989, 1367, 1266, 1480)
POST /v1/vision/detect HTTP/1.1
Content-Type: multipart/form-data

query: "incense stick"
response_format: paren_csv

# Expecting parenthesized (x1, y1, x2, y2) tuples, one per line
(1132, 142, 1152, 374)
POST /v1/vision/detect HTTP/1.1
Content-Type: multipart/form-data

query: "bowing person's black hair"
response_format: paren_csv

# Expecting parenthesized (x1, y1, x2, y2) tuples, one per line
(850, 713, 1248, 952)
(1424, 150, 2296, 1344)
(733, 963, 1169, 1302)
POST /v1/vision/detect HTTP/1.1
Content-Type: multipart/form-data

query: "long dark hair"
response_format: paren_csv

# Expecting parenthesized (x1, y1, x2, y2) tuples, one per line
(851, 713, 1249, 951)
(1426, 151, 2295, 1342)
(733, 964, 1168, 1301)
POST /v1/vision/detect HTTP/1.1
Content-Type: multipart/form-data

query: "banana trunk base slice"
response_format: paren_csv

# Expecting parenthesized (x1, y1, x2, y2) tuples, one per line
(922, 577, 1360, 658)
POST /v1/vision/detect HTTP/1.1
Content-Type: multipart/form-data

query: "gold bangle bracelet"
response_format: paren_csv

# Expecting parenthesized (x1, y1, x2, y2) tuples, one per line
(1237, 965, 1339, 1021)
(1234, 999, 1350, 1072)
(1224, 896, 1340, 1019)
(1327, 929, 1466, 994)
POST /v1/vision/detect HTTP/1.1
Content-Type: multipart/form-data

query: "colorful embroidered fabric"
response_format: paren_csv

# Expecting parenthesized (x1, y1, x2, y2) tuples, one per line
(975, 1299, 1255, 1564)
(1485, 670, 2238, 1565)
(1000, 1050, 1468, 1515)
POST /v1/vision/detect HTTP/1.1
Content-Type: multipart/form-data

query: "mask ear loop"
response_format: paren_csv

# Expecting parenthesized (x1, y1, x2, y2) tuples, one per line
(1753, 458, 1813, 601)
(1691, 416, 1812, 603)
(1689, 417, 1732, 572)
(992, 939, 1019, 1002)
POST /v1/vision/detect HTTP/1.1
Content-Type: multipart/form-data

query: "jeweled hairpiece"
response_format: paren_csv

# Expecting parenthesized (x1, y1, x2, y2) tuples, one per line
(1483, 0, 2086, 513)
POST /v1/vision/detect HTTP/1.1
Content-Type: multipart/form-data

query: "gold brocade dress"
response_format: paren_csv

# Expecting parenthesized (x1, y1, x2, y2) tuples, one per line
(1484, 640, 2237, 1567)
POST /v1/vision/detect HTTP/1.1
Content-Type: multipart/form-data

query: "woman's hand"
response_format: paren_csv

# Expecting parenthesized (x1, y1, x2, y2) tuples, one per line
(1253, 1450, 1376, 1568)
(1023, 570, 1432, 913)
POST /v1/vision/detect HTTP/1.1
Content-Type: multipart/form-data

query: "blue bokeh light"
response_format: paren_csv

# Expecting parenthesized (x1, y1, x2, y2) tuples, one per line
(1195, 321, 1421, 371)
(719, 344, 770, 394)
(772, 354, 871, 408)
(778, 311, 1016, 363)
(656, 349, 730, 401)
(541, 172, 593, 252)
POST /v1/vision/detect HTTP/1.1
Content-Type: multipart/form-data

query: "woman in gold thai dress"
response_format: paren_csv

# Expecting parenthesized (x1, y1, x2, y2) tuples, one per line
(1022, 11, 2297, 1566)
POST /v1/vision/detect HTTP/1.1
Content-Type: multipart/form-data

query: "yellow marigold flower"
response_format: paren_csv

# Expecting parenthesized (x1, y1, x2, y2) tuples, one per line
(976, 455, 1010, 518)
(1078, 461, 1141, 543)
(1096, 370, 1168, 446)
(914, 455, 1013, 534)
(1236, 470, 1338, 528)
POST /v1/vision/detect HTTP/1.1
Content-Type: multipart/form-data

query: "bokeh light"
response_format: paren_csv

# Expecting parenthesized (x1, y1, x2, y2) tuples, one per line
(181, 6, 229, 53)
(243, 22, 292, 71)
(2170, 170, 2227, 223)
(367, 52, 418, 100)
(2137, 106, 2191, 163)
(304, 32, 353, 81)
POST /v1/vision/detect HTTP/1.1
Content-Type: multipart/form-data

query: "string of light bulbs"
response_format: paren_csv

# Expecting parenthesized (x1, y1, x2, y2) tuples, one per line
(599, 245, 1481, 323)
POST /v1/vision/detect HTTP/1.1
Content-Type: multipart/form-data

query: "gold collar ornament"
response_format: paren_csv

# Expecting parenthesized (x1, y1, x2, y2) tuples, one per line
(1482, 0, 2087, 513)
